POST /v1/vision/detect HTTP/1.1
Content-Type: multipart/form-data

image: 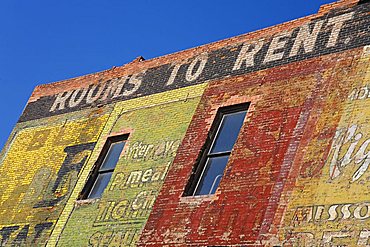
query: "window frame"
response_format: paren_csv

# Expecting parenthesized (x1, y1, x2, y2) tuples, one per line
(358, 0, 369, 5)
(79, 134, 128, 200)
(183, 103, 249, 196)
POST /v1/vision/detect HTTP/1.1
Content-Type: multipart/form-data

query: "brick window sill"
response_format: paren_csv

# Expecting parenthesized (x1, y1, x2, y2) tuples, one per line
(179, 193, 219, 205)
(75, 198, 100, 207)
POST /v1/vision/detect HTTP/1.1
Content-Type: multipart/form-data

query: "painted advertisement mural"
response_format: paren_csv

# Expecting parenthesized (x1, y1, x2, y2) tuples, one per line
(0, 114, 108, 246)
(56, 84, 206, 246)
(18, 3, 369, 123)
(279, 47, 370, 246)
(137, 43, 342, 245)
(0, 2, 368, 247)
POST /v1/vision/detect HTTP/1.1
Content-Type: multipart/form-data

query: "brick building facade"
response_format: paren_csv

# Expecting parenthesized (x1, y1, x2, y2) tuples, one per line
(0, 0, 369, 246)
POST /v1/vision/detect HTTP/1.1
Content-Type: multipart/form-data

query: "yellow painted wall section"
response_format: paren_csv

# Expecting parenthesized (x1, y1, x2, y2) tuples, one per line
(280, 46, 370, 246)
(0, 113, 109, 246)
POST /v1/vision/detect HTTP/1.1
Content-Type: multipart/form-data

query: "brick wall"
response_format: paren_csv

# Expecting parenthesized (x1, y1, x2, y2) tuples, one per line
(0, 109, 110, 246)
(138, 46, 369, 246)
(0, 0, 369, 246)
(55, 84, 206, 246)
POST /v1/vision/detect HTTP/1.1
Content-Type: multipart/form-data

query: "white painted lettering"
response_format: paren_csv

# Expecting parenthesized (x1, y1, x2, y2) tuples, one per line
(50, 91, 73, 112)
(358, 86, 369, 100)
(341, 204, 352, 220)
(233, 40, 264, 70)
(326, 12, 354, 48)
(348, 85, 370, 101)
(185, 53, 208, 82)
(328, 124, 370, 181)
(121, 72, 144, 96)
(358, 230, 370, 246)
(348, 88, 359, 100)
(327, 205, 339, 221)
(86, 84, 106, 104)
(132, 191, 147, 210)
(126, 171, 142, 185)
(101, 77, 127, 101)
(264, 31, 291, 63)
(353, 139, 370, 182)
(289, 20, 324, 57)
(314, 205, 325, 221)
(166, 63, 182, 86)
(141, 169, 153, 182)
(353, 203, 370, 220)
(322, 231, 351, 244)
(68, 88, 88, 108)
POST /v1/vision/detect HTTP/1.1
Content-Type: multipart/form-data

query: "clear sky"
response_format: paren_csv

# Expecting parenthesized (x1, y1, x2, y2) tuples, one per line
(0, 0, 337, 150)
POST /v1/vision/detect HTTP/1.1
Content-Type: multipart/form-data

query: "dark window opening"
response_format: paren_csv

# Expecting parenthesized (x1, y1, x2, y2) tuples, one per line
(184, 103, 249, 196)
(79, 134, 128, 199)
(358, 0, 369, 4)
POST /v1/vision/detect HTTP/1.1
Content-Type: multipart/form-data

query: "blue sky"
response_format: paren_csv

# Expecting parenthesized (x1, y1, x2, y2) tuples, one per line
(0, 0, 336, 149)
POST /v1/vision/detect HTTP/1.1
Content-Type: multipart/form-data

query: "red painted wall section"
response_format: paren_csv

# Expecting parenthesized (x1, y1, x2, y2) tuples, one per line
(138, 47, 363, 246)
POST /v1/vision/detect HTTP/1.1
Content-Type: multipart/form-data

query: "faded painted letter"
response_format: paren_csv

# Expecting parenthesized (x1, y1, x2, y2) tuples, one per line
(166, 63, 182, 86)
(121, 72, 145, 96)
(264, 31, 291, 63)
(326, 12, 354, 48)
(50, 91, 73, 112)
(68, 88, 89, 108)
(86, 83, 106, 104)
(101, 76, 127, 101)
(358, 230, 370, 246)
(289, 20, 324, 57)
(185, 53, 208, 82)
(233, 40, 264, 70)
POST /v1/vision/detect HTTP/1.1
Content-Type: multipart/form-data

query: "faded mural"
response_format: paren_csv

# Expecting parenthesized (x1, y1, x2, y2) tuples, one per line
(0, 115, 108, 246)
(280, 47, 370, 246)
(56, 84, 206, 246)
(0, 2, 368, 247)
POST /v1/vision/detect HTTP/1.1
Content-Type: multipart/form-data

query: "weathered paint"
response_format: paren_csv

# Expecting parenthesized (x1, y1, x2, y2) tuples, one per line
(139, 47, 366, 246)
(0, 1, 369, 246)
(278, 45, 370, 247)
(0, 113, 109, 246)
(55, 84, 206, 246)
(19, 4, 369, 122)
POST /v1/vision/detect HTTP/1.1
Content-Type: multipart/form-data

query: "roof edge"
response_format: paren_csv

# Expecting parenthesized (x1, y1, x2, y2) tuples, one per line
(29, 0, 359, 101)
